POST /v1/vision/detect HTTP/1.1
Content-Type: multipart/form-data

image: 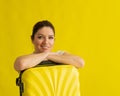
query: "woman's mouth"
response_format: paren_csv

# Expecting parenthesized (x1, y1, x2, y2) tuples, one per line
(41, 46, 49, 50)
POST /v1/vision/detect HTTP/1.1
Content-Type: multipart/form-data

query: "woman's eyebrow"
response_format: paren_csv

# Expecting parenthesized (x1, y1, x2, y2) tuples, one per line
(37, 34, 43, 35)
(36, 33, 54, 37)
(49, 35, 54, 36)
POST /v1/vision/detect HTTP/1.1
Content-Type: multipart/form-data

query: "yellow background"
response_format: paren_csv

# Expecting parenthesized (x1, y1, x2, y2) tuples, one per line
(0, 0, 120, 96)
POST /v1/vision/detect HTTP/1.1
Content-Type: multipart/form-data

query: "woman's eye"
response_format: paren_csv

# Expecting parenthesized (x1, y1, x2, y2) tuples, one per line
(38, 36, 43, 39)
(49, 37, 54, 39)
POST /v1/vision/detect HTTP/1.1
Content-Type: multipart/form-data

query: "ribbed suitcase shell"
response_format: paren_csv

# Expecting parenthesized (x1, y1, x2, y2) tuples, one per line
(21, 65, 80, 96)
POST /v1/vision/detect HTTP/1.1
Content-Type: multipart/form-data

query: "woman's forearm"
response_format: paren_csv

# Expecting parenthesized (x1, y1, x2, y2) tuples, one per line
(14, 52, 49, 71)
(14, 51, 84, 72)
(47, 52, 85, 68)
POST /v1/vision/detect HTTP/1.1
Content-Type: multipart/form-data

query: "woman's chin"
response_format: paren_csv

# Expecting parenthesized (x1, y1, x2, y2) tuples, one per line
(40, 49, 51, 53)
(43, 50, 50, 52)
(35, 49, 51, 53)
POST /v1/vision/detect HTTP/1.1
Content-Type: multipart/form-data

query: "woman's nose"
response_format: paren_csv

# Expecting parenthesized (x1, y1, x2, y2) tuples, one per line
(43, 38, 48, 44)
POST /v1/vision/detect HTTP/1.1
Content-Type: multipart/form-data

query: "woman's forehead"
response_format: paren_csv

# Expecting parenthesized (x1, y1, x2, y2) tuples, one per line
(36, 27, 54, 35)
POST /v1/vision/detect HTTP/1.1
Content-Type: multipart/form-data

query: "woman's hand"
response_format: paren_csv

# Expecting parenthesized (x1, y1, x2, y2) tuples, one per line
(47, 52, 85, 68)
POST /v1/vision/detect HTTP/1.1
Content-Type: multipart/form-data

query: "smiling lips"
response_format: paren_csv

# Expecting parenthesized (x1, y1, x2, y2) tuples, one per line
(41, 46, 50, 50)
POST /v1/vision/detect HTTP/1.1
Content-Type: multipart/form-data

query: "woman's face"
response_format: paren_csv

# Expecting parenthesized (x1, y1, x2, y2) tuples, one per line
(32, 26, 55, 53)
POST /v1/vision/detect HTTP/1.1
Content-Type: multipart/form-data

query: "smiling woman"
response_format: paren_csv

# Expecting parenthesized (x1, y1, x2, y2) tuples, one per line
(32, 27, 55, 53)
(14, 20, 85, 72)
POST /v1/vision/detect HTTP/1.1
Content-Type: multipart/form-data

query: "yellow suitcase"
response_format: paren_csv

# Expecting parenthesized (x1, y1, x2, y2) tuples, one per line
(16, 61, 81, 96)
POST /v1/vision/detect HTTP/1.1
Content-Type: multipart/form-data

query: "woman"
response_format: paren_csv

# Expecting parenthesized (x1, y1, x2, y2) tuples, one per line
(14, 20, 84, 72)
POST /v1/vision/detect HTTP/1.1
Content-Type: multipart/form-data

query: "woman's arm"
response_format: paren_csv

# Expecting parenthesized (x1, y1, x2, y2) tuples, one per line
(14, 51, 84, 72)
(14, 52, 49, 72)
(47, 52, 85, 68)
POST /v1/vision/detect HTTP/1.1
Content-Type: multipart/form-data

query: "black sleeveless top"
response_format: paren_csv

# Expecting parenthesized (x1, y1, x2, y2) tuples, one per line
(36, 60, 64, 67)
